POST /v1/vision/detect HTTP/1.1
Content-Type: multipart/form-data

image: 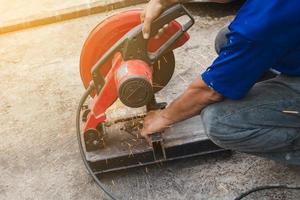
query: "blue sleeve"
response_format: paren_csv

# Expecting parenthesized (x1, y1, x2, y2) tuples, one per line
(201, 31, 287, 100)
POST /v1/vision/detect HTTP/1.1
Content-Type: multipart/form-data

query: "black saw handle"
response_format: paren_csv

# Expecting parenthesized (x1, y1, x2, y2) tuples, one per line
(148, 3, 194, 60)
(122, 3, 195, 63)
(91, 4, 194, 94)
(150, 4, 194, 37)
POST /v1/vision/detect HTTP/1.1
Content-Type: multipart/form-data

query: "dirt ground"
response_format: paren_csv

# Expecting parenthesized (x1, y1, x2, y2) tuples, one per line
(0, 2, 300, 200)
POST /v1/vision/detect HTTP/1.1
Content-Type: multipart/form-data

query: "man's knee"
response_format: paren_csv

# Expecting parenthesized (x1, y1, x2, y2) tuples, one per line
(201, 103, 300, 153)
(201, 101, 268, 152)
(201, 105, 256, 152)
(200, 103, 234, 149)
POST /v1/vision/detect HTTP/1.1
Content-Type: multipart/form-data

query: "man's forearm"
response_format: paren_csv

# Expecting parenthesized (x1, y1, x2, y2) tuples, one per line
(161, 77, 223, 124)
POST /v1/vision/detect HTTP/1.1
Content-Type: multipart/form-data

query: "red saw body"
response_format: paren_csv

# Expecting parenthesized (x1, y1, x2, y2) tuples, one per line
(80, 5, 194, 151)
(80, 10, 189, 92)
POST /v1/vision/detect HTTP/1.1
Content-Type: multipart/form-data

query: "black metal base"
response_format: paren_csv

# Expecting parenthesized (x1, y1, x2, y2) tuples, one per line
(85, 115, 231, 174)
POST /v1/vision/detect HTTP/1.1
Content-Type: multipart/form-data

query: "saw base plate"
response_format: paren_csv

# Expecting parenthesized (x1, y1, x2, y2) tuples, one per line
(85, 115, 231, 174)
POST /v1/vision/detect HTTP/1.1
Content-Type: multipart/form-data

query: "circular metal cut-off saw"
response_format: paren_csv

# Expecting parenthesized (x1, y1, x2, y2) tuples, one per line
(79, 4, 194, 151)
(76, 5, 230, 196)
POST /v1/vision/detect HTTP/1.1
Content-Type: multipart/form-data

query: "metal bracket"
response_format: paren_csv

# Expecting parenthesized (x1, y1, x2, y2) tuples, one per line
(146, 96, 167, 161)
(151, 133, 166, 161)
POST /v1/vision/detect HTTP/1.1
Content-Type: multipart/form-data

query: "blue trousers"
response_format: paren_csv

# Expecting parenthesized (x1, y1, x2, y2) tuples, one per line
(201, 27, 300, 165)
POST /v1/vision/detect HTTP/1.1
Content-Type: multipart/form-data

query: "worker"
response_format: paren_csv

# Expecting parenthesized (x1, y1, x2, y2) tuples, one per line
(141, 0, 300, 165)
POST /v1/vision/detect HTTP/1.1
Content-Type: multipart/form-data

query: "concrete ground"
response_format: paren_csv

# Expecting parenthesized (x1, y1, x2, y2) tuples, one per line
(0, 0, 225, 26)
(0, 2, 300, 200)
(0, 0, 99, 24)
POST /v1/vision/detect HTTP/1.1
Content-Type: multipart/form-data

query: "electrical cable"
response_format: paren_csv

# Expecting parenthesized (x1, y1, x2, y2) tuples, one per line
(234, 184, 300, 200)
(76, 84, 119, 200)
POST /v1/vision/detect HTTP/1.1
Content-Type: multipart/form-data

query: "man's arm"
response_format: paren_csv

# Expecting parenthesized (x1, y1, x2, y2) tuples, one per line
(140, 0, 230, 138)
(141, 77, 223, 137)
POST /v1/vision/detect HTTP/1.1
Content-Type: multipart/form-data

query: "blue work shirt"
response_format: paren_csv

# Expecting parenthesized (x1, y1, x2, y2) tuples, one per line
(201, 0, 300, 100)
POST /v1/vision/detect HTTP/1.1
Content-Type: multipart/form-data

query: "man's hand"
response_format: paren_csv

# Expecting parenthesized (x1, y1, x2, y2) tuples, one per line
(141, 109, 174, 141)
(141, 0, 178, 39)
(141, 77, 223, 141)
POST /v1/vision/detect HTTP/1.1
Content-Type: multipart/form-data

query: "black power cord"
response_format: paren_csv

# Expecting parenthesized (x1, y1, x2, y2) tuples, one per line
(76, 84, 119, 200)
(234, 184, 300, 200)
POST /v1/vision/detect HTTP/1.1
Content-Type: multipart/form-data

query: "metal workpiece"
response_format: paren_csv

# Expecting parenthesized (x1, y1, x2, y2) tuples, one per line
(83, 114, 231, 174)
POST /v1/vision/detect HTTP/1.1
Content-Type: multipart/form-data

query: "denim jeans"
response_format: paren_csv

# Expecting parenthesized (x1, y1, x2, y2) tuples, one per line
(201, 27, 300, 165)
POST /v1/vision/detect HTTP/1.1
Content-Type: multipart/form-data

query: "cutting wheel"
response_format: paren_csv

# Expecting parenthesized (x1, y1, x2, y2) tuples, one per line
(80, 9, 175, 96)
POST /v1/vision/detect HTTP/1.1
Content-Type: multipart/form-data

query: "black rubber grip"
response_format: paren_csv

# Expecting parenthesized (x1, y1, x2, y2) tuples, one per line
(150, 4, 194, 37)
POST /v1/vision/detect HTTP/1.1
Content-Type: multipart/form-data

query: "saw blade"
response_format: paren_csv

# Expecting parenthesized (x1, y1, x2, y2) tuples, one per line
(152, 51, 175, 93)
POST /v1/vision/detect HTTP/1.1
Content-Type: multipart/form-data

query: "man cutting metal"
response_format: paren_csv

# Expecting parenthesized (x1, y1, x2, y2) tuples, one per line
(141, 0, 300, 165)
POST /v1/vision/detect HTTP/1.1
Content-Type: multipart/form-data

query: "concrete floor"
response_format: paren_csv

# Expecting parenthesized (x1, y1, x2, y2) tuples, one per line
(0, 2, 300, 200)
(0, 0, 100, 24)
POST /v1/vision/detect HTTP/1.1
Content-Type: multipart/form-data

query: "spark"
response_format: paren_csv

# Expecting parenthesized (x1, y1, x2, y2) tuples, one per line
(163, 56, 168, 63)
(282, 110, 299, 114)
(158, 60, 161, 70)
(125, 142, 132, 147)
(128, 149, 134, 158)
(178, 74, 187, 83)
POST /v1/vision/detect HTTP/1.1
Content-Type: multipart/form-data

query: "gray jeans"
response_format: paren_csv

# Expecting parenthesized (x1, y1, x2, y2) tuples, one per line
(201, 27, 300, 165)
